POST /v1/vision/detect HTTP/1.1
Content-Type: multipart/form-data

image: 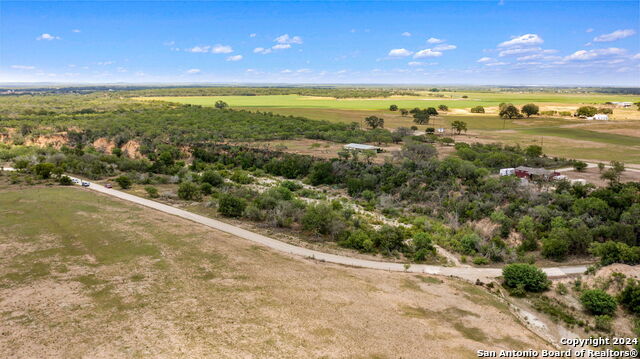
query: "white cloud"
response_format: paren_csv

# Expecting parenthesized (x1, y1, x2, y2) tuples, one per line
(427, 37, 444, 44)
(116, 67, 127, 73)
(272, 44, 291, 50)
(226, 54, 243, 61)
(163, 40, 175, 46)
(498, 34, 543, 47)
(485, 61, 508, 66)
(413, 49, 442, 58)
(186, 44, 233, 54)
(281, 69, 293, 73)
(36, 33, 61, 41)
(211, 44, 233, 54)
(274, 34, 303, 44)
(433, 44, 456, 51)
(11, 65, 35, 70)
(253, 47, 272, 54)
(633, 53, 640, 60)
(186, 45, 210, 53)
(388, 48, 413, 57)
(249, 33, 256, 38)
(594, 29, 636, 42)
(186, 69, 201, 74)
(408, 61, 423, 66)
(477, 57, 492, 63)
(586, 28, 594, 33)
(97, 61, 114, 65)
(72, 29, 81, 33)
(499, 47, 541, 57)
(564, 47, 626, 61)
(296, 68, 311, 73)
(401, 32, 411, 37)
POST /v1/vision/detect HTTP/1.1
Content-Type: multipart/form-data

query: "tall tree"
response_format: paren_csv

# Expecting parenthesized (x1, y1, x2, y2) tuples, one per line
(521, 103, 539, 117)
(450, 120, 468, 135)
(364, 116, 384, 129)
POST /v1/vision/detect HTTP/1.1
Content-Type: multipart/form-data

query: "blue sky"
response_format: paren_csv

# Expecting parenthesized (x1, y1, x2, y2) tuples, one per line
(2, 1, 639, 86)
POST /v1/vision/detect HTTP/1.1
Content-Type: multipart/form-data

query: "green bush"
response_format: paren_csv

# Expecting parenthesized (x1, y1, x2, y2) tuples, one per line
(201, 170, 224, 187)
(472, 256, 489, 265)
(470, 106, 485, 113)
(580, 289, 617, 315)
(58, 175, 73, 185)
(230, 170, 253, 184)
(502, 263, 550, 292)
(594, 315, 612, 332)
(218, 194, 247, 217)
(178, 182, 202, 201)
(115, 175, 132, 189)
(144, 186, 159, 198)
(619, 280, 640, 314)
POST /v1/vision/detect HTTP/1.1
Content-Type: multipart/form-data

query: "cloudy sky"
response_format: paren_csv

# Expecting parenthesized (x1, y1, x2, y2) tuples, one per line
(1, 1, 639, 85)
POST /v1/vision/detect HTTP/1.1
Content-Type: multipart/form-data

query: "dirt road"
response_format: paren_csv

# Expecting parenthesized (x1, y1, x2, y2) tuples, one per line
(1, 167, 587, 281)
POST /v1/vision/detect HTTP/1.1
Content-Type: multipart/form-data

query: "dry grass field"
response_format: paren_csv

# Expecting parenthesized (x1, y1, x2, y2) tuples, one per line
(0, 184, 552, 358)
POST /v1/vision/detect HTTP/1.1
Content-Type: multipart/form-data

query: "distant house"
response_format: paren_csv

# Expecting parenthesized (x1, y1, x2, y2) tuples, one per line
(499, 168, 515, 176)
(343, 143, 383, 153)
(515, 166, 560, 181)
(436, 128, 445, 134)
(611, 102, 632, 108)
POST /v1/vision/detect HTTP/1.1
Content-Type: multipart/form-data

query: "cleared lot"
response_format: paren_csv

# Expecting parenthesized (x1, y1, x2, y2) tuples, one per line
(0, 186, 551, 358)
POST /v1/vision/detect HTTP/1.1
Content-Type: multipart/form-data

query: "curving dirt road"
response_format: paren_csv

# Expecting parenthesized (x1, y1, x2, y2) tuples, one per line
(1, 167, 588, 280)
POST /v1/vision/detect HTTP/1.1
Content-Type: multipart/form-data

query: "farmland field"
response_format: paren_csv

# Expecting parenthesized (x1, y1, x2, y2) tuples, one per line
(138, 92, 639, 110)
(0, 185, 550, 358)
(137, 93, 640, 163)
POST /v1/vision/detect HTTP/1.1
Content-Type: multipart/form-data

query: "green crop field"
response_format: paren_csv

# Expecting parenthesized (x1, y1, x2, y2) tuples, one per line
(138, 92, 639, 111)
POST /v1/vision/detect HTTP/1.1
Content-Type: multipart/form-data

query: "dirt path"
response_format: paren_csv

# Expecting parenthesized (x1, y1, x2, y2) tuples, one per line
(1, 167, 588, 281)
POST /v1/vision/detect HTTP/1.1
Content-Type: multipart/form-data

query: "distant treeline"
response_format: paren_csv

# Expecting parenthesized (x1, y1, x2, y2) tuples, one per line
(122, 87, 421, 98)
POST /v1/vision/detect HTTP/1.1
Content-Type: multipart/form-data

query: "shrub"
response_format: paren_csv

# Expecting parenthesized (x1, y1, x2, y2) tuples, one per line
(619, 280, 640, 314)
(556, 282, 568, 295)
(201, 170, 224, 187)
(144, 186, 159, 198)
(218, 194, 246, 217)
(115, 175, 132, 189)
(573, 161, 588, 172)
(200, 182, 213, 195)
(230, 170, 252, 184)
(470, 106, 485, 113)
(580, 289, 617, 315)
(576, 106, 598, 117)
(280, 180, 302, 191)
(473, 256, 489, 265)
(595, 315, 612, 332)
(177, 182, 202, 201)
(502, 263, 550, 292)
(58, 175, 73, 185)
(590, 241, 640, 265)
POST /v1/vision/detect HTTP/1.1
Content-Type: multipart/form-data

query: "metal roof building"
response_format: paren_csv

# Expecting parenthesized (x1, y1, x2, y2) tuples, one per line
(343, 143, 382, 152)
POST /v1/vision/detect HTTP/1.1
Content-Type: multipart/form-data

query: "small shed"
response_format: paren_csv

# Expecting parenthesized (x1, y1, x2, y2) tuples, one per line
(593, 114, 609, 121)
(343, 143, 382, 153)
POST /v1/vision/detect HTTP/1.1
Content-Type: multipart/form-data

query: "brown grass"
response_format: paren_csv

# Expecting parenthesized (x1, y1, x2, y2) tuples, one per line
(0, 186, 552, 358)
